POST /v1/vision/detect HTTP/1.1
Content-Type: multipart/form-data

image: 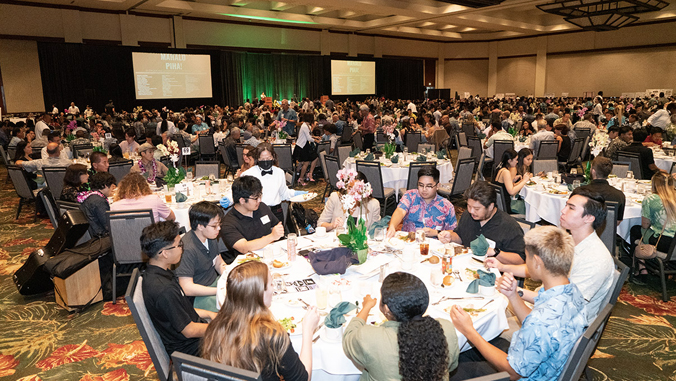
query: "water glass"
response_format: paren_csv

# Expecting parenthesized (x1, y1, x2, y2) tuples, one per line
(263, 247, 275, 262)
(335, 227, 346, 239)
(572, 180, 581, 188)
(315, 286, 328, 310)
(374, 228, 385, 242)
(626, 171, 634, 180)
(186, 169, 194, 181)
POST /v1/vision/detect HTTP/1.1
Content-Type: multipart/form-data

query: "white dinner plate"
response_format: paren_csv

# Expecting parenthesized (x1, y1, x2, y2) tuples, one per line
(289, 192, 318, 203)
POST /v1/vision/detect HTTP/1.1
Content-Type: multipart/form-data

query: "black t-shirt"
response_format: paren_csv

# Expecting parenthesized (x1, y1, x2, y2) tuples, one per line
(621, 143, 656, 180)
(142, 265, 202, 357)
(455, 209, 526, 260)
(582, 180, 626, 221)
(220, 203, 280, 260)
(261, 342, 308, 381)
(175, 230, 220, 287)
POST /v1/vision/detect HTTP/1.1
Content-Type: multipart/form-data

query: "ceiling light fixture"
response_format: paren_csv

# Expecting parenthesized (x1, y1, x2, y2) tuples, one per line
(221, 14, 316, 24)
(537, 0, 668, 31)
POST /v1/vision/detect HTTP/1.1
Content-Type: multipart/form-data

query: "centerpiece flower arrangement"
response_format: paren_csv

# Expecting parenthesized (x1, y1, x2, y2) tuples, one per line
(156, 141, 185, 187)
(335, 169, 372, 264)
(576, 107, 588, 119)
(276, 120, 288, 140)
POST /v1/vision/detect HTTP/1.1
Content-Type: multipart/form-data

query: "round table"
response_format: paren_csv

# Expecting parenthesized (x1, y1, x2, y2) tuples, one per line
(653, 152, 675, 172)
(343, 154, 454, 198)
(216, 236, 508, 381)
(161, 180, 233, 229)
(519, 176, 645, 242)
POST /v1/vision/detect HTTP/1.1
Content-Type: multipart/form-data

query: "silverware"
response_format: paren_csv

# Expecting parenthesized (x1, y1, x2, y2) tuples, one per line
(478, 299, 494, 310)
(298, 298, 310, 310)
(433, 296, 484, 305)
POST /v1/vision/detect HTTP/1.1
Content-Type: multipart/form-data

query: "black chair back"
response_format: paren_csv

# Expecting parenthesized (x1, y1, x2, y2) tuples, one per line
(567, 137, 585, 165)
(596, 201, 618, 257)
(340, 124, 353, 144)
(537, 140, 559, 159)
(273, 144, 294, 174)
(194, 161, 221, 179)
(405, 132, 421, 153)
(356, 160, 386, 199)
(492, 140, 514, 171)
(171, 352, 262, 381)
(42, 166, 68, 201)
(353, 131, 363, 151)
(108, 160, 133, 184)
(467, 137, 483, 163)
(611, 161, 631, 178)
(198, 135, 216, 158)
(324, 155, 341, 190)
(406, 162, 437, 190)
(449, 158, 475, 197)
(73, 144, 94, 158)
(461, 123, 475, 137)
(617, 152, 643, 179)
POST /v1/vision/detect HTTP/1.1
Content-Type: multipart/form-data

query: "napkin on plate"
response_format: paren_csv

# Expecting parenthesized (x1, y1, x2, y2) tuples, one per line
(466, 269, 496, 294)
(325, 301, 357, 328)
(175, 192, 188, 203)
(436, 149, 446, 160)
(364, 153, 375, 161)
(390, 155, 399, 163)
(416, 155, 427, 162)
(470, 234, 489, 256)
(349, 148, 361, 157)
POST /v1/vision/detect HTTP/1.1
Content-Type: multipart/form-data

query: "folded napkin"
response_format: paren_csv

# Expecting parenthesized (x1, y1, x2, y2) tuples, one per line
(390, 155, 399, 163)
(470, 234, 489, 256)
(364, 153, 375, 161)
(307, 247, 358, 275)
(325, 301, 357, 328)
(416, 155, 427, 162)
(349, 148, 361, 157)
(436, 149, 446, 160)
(175, 192, 188, 203)
(368, 216, 391, 236)
(466, 269, 496, 294)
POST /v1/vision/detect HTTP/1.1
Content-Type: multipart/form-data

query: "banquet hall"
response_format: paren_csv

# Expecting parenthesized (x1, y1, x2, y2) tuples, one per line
(1, 0, 676, 379)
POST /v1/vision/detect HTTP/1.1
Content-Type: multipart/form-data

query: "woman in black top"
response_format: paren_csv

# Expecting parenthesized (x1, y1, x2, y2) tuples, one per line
(60, 164, 89, 202)
(202, 261, 320, 381)
(13, 141, 33, 163)
(554, 124, 572, 163)
(492, 149, 532, 214)
(78, 172, 116, 237)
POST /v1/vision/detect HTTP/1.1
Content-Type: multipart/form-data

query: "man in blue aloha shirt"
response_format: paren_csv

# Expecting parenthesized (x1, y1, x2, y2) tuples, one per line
(276, 99, 298, 137)
(386, 166, 457, 240)
(192, 116, 210, 135)
(449, 225, 588, 380)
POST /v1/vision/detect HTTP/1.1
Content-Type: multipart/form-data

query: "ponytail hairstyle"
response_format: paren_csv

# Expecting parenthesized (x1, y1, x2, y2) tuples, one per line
(381, 272, 449, 381)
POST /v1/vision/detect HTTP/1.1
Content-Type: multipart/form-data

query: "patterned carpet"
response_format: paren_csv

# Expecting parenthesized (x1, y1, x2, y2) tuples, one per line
(0, 165, 675, 380)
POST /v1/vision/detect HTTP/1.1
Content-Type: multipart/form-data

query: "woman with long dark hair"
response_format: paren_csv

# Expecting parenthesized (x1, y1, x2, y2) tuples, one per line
(515, 148, 533, 180)
(343, 272, 459, 380)
(493, 149, 531, 214)
(202, 261, 319, 380)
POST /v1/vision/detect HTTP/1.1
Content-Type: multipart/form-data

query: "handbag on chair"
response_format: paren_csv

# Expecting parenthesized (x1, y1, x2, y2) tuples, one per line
(634, 225, 665, 260)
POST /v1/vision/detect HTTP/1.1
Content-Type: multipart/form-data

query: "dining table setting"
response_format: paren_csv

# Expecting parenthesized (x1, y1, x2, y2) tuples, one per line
(215, 230, 509, 381)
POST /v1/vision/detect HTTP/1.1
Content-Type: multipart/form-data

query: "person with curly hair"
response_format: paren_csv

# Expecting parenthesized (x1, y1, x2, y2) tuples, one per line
(202, 261, 320, 381)
(342, 272, 459, 380)
(110, 172, 175, 222)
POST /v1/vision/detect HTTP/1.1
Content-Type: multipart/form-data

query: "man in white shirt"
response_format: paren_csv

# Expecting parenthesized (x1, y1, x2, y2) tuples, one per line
(41, 131, 71, 160)
(529, 120, 555, 157)
(407, 101, 417, 114)
(485, 186, 614, 325)
(35, 114, 51, 142)
(647, 103, 675, 130)
(483, 122, 514, 159)
(68, 102, 80, 115)
(17, 142, 73, 172)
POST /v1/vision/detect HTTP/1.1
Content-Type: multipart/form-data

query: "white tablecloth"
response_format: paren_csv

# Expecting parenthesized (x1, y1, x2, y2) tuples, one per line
(343, 154, 454, 198)
(163, 181, 233, 229)
(519, 176, 644, 242)
(216, 236, 508, 380)
(654, 154, 675, 172)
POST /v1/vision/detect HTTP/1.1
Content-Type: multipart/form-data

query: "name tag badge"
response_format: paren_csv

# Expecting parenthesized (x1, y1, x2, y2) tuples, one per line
(435, 226, 442, 231)
(260, 215, 271, 225)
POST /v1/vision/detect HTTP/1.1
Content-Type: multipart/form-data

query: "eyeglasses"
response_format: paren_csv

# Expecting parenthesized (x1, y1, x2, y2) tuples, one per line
(163, 240, 184, 252)
(248, 195, 262, 202)
(206, 223, 221, 230)
(417, 183, 438, 190)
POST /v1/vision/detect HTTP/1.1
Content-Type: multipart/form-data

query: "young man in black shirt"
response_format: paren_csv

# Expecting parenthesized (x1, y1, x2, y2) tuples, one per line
(581, 156, 626, 222)
(439, 181, 526, 265)
(220, 175, 285, 259)
(141, 221, 216, 357)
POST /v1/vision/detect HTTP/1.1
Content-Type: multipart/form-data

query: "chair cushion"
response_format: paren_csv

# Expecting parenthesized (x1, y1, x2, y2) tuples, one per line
(398, 188, 407, 198)
(437, 182, 453, 196)
(384, 188, 395, 198)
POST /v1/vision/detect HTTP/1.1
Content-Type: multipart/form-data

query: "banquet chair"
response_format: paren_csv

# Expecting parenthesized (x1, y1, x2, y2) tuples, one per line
(31, 146, 42, 159)
(273, 144, 295, 175)
(617, 152, 643, 179)
(611, 161, 631, 178)
(108, 160, 133, 184)
(194, 161, 220, 179)
(318, 152, 332, 199)
(39, 187, 60, 228)
(353, 131, 363, 151)
(580, 135, 592, 162)
(532, 159, 558, 175)
(464, 372, 510, 381)
(316, 141, 330, 157)
(399, 162, 437, 200)
(0, 145, 9, 166)
(218, 142, 235, 177)
(601, 257, 630, 307)
(418, 143, 435, 154)
(462, 123, 475, 137)
(107, 209, 155, 303)
(492, 140, 514, 174)
(456, 147, 473, 169)
(537, 140, 559, 159)
(405, 132, 421, 153)
(337, 146, 352, 168)
(340, 124, 353, 145)
(42, 166, 68, 201)
(467, 137, 483, 163)
(456, 132, 468, 147)
(565, 137, 585, 170)
(574, 127, 592, 142)
(172, 352, 261, 381)
(434, 129, 450, 151)
(198, 135, 217, 161)
(488, 182, 525, 220)
(438, 158, 475, 200)
(125, 269, 173, 381)
(475, 154, 486, 182)
(324, 155, 341, 194)
(356, 160, 395, 216)
(642, 236, 676, 302)
(235, 144, 246, 169)
(376, 131, 387, 144)
(72, 144, 94, 159)
(596, 201, 618, 258)
(514, 217, 535, 235)
(8, 165, 38, 221)
(557, 304, 614, 381)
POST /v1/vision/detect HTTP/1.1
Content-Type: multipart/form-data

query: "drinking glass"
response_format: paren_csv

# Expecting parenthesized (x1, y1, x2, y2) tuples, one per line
(315, 286, 328, 310)
(335, 227, 346, 240)
(263, 247, 275, 262)
(186, 168, 194, 181)
(626, 171, 634, 180)
(570, 168, 577, 175)
(572, 180, 581, 188)
(374, 228, 385, 242)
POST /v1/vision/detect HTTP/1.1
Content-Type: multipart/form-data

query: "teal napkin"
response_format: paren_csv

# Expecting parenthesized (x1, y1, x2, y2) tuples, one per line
(368, 216, 391, 236)
(466, 269, 496, 294)
(390, 155, 399, 163)
(436, 149, 446, 159)
(470, 234, 489, 256)
(175, 192, 188, 203)
(325, 301, 357, 328)
(416, 155, 426, 162)
(349, 148, 361, 157)
(364, 153, 374, 161)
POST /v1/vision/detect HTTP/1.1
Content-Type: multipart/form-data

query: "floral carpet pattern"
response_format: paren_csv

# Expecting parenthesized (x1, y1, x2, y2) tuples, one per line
(0, 166, 675, 380)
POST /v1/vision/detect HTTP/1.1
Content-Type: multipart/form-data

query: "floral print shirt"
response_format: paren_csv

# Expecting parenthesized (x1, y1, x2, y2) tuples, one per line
(397, 190, 457, 232)
(507, 283, 588, 380)
(642, 194, 676, 240)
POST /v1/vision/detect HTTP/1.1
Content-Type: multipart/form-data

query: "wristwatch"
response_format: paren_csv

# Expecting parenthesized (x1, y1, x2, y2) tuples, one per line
(517, 288, 524, 298)
(493, 248, 501, 257)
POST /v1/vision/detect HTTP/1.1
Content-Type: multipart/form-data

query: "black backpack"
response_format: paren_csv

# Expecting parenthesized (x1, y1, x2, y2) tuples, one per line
(288, 203, 319, 236)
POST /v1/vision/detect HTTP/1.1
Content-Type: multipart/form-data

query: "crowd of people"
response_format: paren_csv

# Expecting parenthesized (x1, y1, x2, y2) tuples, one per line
(2, 92, 676, 380)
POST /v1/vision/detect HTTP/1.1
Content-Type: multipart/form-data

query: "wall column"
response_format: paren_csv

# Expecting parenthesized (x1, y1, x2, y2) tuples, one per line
(535, 36, 547, 97)
(487, 41, 497, 97)
(61, 10, 82, 43)
(320, 30, 330, 55)
(436, 43, 445, 89)
(347, 34, 357, 57)
(119, 14, 138, 46)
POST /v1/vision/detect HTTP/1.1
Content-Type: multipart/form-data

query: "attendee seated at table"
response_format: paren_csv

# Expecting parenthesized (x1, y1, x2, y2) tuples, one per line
(529, 120, 555, 157)
(88, 151, 109, 177)
(519, 121, 534, 137)
(141, 221, 216, 357)
(643, 127, 663, 147)
(485, 187, 613, 324)
(515, 148, 533, 181)
(318, 171, 380, 232)
(119, 128, 139, 155)
(223, 127, 240, 167)
(220, 176, 284, 260)
(176, 201, 226, 313)
(235, 145, 256, 178)
(449, 226, 587, 380)
(630, 172, 676, 278)
(322, 124, 339, 155)
(483, 121, 513, 160)
(111, 172, 175, 222)
(493, 149, 532, 214)
(242, 143, 306, 224)
(343, 271, 459, 381)
(439, 181, 525, 265)
(553, 124, 572, 162)
(581, 156, 626, 222)
(604, 126, 632, 161)
(386, 166, 457, 240)
(79, 172, 116, 237)
(130, 143, 169, 182)
(13, 140, 33, 163)
(620, 128, 666, 180)
(60, 164, 89, 202)
(202, 261, 320, 381)
(41, 131, 71, 160)
(107, 143, 126, 163)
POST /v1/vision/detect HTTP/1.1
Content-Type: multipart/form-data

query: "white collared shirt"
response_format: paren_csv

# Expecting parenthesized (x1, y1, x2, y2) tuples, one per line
(241, 165, 296, 206)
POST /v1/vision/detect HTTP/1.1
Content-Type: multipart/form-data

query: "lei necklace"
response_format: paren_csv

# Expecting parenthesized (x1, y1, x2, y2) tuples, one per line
(77, 190, 106, 204)
(137, 159, 158, 183)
